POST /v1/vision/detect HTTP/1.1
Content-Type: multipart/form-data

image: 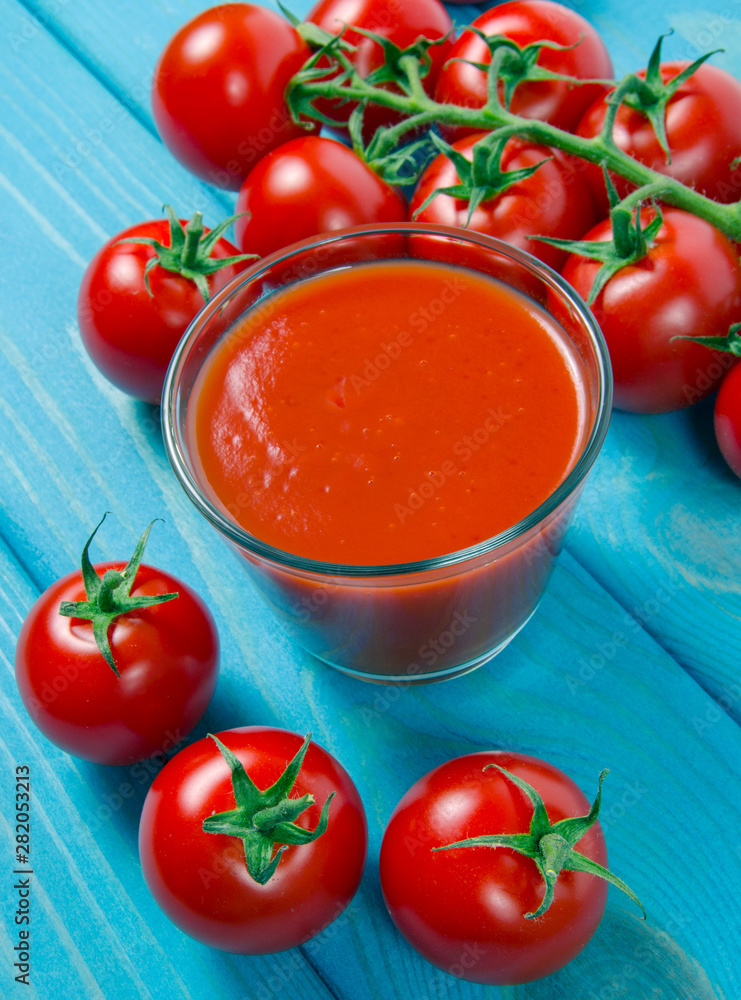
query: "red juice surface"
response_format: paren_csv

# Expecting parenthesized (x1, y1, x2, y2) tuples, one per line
(191, 259, 585, 566)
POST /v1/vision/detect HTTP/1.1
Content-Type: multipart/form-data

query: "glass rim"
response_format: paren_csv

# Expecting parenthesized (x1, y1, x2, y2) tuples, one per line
(162, 222, 613, 579)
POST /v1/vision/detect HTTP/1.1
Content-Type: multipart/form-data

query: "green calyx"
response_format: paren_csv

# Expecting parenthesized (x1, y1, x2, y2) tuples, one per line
(412, 129, 551, 225)
(616, 32, 721, 159)
(675, 320, 741, 354)
(203, 733, 334, 885)
(472, 31, 614, 112)
(352, 26, 445, 90)
(361, 128, 436, 186)
(533, 177, 667, 304)
(287, 26, 741, 244)
(58, 513, 178, 677)
(287, 34, 360, 128)
(287, 26, 451, 177)
(277, 2, 348, 51)
(117, 204, 256, 302)
(433, 764, 646, 921)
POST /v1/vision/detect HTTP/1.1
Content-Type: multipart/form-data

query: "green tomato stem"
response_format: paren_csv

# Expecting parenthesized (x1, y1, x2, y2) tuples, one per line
(58, 514, 178, 676)
(432, 765, 646, 921)
(289, 66, 741, 242)
(181, 212, 205, 271)
(202, 733, 335, 885)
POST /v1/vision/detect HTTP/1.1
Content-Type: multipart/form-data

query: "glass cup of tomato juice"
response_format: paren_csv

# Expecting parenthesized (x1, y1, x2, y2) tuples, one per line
(163, 224, 612, 684)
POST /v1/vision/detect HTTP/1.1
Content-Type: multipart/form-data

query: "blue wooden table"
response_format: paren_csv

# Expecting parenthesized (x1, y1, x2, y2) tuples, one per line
(1, 1, 740, 998)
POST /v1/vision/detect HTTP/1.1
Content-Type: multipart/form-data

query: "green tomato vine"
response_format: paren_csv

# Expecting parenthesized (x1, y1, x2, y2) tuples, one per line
(286, 28, 741, 244)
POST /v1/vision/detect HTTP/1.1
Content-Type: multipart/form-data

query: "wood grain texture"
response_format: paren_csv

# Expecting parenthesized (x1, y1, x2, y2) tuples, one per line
(0, 1, 739, 998)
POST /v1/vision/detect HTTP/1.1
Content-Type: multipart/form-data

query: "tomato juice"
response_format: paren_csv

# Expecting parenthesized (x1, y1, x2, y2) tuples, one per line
(166, 226, 610, 681)
(191, 260, 586, 564)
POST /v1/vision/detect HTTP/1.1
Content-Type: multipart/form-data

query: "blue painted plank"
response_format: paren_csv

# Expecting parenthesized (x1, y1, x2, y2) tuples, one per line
(0, 1, 740, 999)
(14, 0, 741, 714)
(0, 533, 336, 1000)
(18, 0, 315, 156)
(569, 399, 741, 718)
(4, 534, 738, 998)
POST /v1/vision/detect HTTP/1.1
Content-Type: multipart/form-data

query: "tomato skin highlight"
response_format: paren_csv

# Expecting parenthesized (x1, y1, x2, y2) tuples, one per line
(577, 61, 741, 216)
(380, 751, 609, 986)
(561, 209, 741, 414)
(139, 727, 368, 954)
(152, 4, 313, 189)
(77, 217, 247, 404)
(715, 363, 741, 478)
(234, 136, 407, 258)
(15, 562, 219, 766)
(410, 134, 596, 272)
(434, 0, 613, 141)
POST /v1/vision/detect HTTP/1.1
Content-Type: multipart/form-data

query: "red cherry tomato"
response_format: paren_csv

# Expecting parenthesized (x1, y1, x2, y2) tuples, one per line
(152, 4, 313, 189)
(15, 519, 219, 766)
(139, 727, 368, 954)
(561, 208, 741, 413)
(435, 1, 613, 141)
(234, 136, 407, 258)
(715, 362, 741, 478)
(78, 211, 250, 404)
(576, 61, 741, 216)
(380, 751, 637, 986)
(306, 0, 454, 140)
(410, 134, 596, 273)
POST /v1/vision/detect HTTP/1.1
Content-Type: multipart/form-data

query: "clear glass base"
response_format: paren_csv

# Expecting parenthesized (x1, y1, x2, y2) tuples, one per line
(312, 608, 538, 685)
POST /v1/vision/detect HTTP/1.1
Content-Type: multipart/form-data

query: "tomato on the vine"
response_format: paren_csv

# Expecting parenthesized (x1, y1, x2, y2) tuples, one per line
(305, 0, 454, 139)
(559, 207, 741, 414)
(78, 208, 252, 404)
(576, 59, 741, 216)
(15, 516, 219, 766)
(410, 133, 596, 273)
(234, 136, 407, 258)
(152, 4, 314, 189)
(434, 1, 614, 141)
(380, 751, 643, 986)
(139, 727, 368, 953)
